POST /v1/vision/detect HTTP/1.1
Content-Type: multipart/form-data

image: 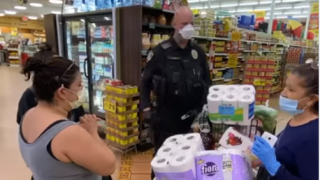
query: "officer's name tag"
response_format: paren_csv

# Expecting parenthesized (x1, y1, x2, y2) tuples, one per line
(168, 56, 180, 60)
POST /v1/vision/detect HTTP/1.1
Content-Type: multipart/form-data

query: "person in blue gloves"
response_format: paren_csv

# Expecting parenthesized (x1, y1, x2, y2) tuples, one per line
(253, 62, 319, 180)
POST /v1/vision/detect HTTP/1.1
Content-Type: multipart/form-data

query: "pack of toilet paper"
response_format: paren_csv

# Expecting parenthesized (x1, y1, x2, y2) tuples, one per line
(195, 149, 253, 180)
(207, 85, 255, 125)
(151, 133, 253, 180)
(151, 133, 204, 180)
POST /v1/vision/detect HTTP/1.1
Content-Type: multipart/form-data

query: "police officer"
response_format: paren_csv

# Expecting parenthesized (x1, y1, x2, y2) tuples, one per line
(140, 6, 211, 179)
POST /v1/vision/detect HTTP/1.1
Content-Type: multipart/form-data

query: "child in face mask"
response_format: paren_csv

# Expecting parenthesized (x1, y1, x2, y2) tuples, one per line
(253, 62, 319, 180)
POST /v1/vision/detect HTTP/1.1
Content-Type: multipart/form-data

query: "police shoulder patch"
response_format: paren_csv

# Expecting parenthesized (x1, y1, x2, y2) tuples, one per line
(147, 51, 154, 62)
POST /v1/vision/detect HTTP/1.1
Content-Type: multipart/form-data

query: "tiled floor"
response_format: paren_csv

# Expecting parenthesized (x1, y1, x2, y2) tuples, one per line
(0, 66, 291, 180)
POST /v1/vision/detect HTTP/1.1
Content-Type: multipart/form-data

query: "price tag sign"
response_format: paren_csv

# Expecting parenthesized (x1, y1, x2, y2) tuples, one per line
(253, 78, 266, 86)
(148, 23, 155, 29)
(192, 9, 200, 15)
(231, 31, 241, 41)
(227, 54, 238, 68)
(105, 100, 116, 113)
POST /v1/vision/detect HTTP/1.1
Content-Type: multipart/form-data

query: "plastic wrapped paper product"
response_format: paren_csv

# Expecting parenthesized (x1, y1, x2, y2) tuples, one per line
(254, 105, 278, 133)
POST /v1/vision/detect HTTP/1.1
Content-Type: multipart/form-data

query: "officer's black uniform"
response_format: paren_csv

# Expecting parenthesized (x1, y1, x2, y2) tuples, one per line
(140, 37, 211, 179)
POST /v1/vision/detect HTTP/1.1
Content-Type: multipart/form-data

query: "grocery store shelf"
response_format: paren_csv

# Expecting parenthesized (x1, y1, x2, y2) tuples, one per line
(243, 50, 276, 53)
(212, 77, 241, 82)
(9, 56, 19, 59)
(193, 36, 284, 45)
(212, 66, 241, 71)
(7, 48, 18, 51)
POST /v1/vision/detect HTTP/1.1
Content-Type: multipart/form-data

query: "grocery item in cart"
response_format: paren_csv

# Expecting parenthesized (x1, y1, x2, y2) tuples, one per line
(195, 149, 253, 180)
(254, 105, 277, 133)
(219, 127, 253, 152)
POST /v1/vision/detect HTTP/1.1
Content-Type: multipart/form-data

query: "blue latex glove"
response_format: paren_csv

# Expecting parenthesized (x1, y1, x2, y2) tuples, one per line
(252, 136, 281, 176)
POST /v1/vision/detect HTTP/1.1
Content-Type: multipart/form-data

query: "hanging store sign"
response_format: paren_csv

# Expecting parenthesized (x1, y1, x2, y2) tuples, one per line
(0, 16, 44, 30)
(308, 2, 319, 38)
(250, 11, 266, 28)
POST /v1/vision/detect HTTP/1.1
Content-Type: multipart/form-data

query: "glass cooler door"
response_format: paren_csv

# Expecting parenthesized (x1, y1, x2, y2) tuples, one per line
(64, 18, 91, 112)
(87, 14, 115, 117)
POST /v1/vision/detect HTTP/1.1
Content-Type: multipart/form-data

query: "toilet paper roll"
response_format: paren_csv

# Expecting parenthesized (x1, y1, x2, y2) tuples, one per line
(209, 85, 225, 94)
(183, 133, 205, 151)
(156, 145, 178, 157)
(178, 144, 199, 155)
(163, 134, 184, 146)
(195, 150, 224, 180)
(169, 154, 196, 179)
(207, 93, 223, 124)
(239, 85, 256, 94)
(223, 85, 239, 93)
(221, 93, 239, 125)
(151, 156, 171, 174)
(238, 93, 255, 125)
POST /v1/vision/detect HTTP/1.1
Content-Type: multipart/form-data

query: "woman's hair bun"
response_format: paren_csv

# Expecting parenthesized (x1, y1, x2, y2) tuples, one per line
(22, 57, 44, 80)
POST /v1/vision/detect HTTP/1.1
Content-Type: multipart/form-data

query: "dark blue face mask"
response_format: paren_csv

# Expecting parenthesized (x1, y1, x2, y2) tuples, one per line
(279, 95, 309, 116)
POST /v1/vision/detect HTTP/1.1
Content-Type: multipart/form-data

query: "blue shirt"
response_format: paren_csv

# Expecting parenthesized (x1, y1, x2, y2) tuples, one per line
(274, 119, 318, 180)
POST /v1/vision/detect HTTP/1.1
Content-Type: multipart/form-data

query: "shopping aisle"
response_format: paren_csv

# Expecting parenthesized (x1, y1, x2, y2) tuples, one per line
(0, 66, 291, 180)
(0, 66, 32, 179)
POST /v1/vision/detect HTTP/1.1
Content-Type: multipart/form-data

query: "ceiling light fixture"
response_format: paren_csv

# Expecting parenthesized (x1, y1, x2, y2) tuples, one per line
(294, 5, 309, 9)
(4, 10, 16, 15)
(51, 11, 61, 14)
(237, 9, 253, 12)
(239, 2, 258, 6)
(14, 6, 27, 10)
(210, 5, 220, 8)
(104, 17, 111, 21)
(254, 8, 271, 11)
(283, 11, 302, 14)
(30, 3, 43, 7)
(28, 16, 38, 20)
(293, 15, 308, 18)
(191, 7, 204, 10)
(276, 16, 288, 19)
(282, 0, 301, 2)
(275, 7, 291, 10)
(187, 0, 199, 2)
(259, 0, 280, 4)
(221, 4, 238, 7)
(49, 0, 63, 3)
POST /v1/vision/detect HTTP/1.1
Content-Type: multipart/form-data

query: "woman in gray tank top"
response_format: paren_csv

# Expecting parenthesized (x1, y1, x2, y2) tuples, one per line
(19, 57, 116, 180)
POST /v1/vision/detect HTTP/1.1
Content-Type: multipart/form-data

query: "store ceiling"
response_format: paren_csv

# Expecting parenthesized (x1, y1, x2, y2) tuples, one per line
(189, 0, 317, 19)
(0, 0, 62, 19)
(0, 0, 316, 20)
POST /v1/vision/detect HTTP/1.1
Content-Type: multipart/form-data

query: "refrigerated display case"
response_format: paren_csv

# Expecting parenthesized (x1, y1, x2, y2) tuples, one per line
(62, 9, 117, 118)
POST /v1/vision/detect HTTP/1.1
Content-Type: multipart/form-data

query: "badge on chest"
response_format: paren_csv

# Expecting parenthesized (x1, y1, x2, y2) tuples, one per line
(191, 49, 198, 60)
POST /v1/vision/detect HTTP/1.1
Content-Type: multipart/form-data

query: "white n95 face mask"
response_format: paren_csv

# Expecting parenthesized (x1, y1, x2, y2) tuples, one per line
(179, 24, 195, 40)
